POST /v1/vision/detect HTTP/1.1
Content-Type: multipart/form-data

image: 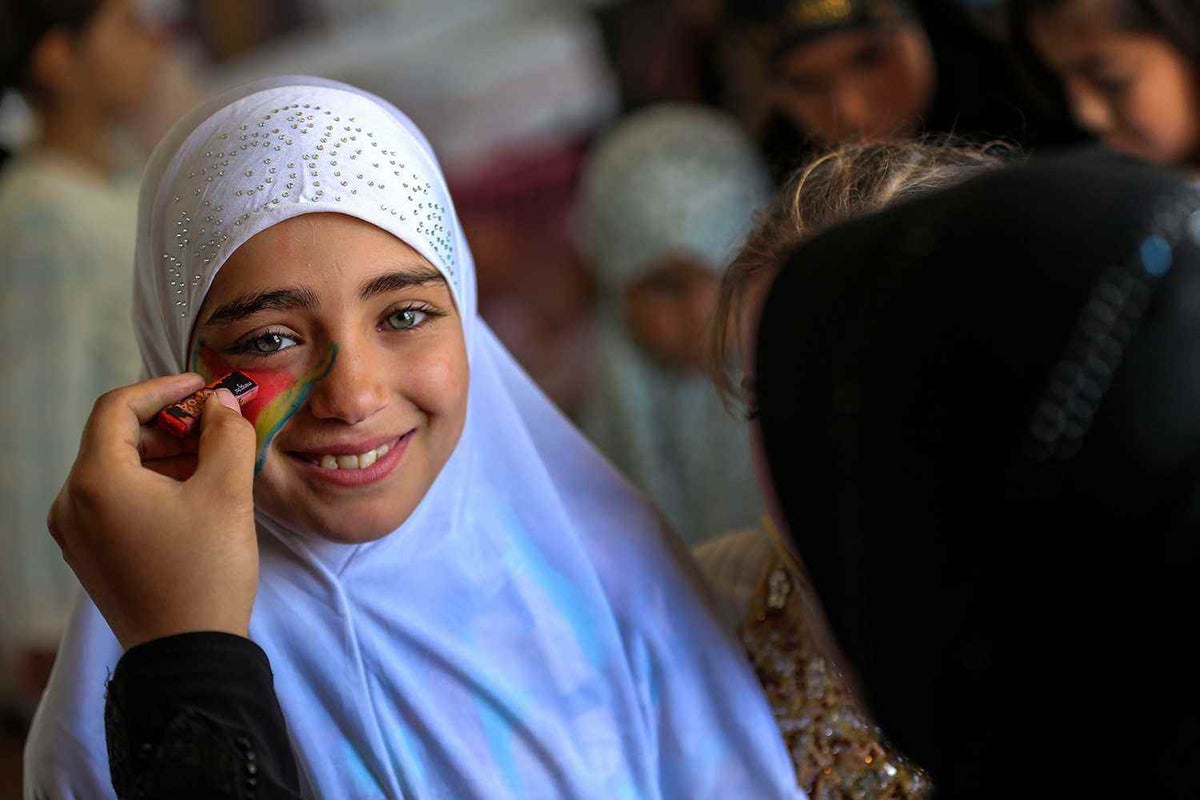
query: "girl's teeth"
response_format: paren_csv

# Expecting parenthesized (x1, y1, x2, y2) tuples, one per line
(311, 443, 393, 470)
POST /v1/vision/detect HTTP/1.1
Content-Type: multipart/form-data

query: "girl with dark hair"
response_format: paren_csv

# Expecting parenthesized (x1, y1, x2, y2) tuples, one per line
(726, 0, 1082, 182)
(1013, 0, 1200, 167)
(0, 0, 166, 171)
(0, 0, 167, 705)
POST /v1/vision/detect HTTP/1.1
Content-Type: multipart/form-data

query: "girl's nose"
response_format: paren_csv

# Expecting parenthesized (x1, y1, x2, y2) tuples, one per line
(306, 338, 388, 425)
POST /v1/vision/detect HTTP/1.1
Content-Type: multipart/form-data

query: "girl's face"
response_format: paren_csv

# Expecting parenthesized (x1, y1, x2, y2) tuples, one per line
(42, 0, 166, 114)
(1030, 7, 1200, 165)
(772, 24, 936, 146)
(190, 213, 468, 543)
(623, 256, 719, 371)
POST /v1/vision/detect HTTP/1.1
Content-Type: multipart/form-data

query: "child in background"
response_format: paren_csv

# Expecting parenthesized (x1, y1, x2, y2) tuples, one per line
(577, 104, 770, 546)
(725, 0, 1080, 182)
(1013, 0, 1200, 168)
(0, 0, 166, 705)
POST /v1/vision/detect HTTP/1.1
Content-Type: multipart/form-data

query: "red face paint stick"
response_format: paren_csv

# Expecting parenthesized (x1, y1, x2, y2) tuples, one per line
(156, 371, 260, 438)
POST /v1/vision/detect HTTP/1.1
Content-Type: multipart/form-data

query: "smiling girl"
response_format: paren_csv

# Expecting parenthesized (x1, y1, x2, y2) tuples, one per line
(24, 77, 801, 799)
(183, 212, 466, 541)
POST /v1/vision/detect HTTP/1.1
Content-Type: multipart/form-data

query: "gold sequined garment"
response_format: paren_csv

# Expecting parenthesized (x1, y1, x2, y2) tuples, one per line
(740, 558, 932, 799)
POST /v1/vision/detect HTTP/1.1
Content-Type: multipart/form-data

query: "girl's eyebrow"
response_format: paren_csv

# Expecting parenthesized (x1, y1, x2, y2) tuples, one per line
(359, 266, 446, 300)
(200, 266, 445, 327)
(202, 287, 318, 327)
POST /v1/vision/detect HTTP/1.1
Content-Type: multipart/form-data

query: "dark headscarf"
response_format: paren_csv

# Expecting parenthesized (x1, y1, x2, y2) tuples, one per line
(755, 151, 1200, 797)
(732, 0, 918, 66)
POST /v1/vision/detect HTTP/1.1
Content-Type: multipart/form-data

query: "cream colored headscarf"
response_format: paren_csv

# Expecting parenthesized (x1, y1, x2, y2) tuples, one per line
(578, 104, 771, 545)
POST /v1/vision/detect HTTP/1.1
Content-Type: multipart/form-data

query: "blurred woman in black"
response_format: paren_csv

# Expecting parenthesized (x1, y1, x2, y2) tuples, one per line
(755, 151, 1200, 797)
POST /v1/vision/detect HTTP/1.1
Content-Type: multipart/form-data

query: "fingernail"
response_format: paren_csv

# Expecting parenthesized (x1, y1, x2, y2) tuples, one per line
(214, 387, 239, 410)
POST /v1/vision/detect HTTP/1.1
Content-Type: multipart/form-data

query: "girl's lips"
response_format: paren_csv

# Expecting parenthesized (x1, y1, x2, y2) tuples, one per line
(287, 431, 413, 488)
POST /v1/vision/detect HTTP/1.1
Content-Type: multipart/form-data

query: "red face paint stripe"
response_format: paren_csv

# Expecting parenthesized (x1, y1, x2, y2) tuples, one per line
(191, 342, 338, 472)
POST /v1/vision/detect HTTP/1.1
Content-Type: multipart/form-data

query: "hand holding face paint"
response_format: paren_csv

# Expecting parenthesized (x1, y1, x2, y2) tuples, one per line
(47, 374, 260, 649)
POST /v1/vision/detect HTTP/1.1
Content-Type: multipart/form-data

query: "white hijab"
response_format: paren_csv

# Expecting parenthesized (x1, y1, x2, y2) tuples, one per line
(25, 78, 802, 800)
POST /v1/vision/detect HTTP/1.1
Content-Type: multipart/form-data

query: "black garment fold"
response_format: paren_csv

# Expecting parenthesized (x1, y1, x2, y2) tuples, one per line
(105, 632, 301, 800)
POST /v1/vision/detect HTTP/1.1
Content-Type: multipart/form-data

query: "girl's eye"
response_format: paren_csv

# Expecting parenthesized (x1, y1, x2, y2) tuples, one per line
(385, 308, 428, 331)
(234, 331, 298, 355)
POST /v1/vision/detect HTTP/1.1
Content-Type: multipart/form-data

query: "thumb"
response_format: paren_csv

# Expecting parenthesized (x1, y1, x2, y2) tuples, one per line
(192, 389, 257, 495)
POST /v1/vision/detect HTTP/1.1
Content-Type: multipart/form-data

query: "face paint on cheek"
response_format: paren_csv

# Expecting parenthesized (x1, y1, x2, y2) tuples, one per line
(189, 340, 339, 473)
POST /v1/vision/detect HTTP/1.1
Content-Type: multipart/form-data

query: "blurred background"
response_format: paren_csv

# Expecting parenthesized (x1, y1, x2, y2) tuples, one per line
(0, 0, 1097, 791)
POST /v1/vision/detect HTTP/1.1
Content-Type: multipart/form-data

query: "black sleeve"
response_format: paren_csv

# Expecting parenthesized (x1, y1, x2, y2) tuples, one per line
(104, 632, 303, 800)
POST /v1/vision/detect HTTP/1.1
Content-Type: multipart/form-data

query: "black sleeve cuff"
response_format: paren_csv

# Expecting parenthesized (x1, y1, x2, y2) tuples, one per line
(105, 632, 301, 799)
